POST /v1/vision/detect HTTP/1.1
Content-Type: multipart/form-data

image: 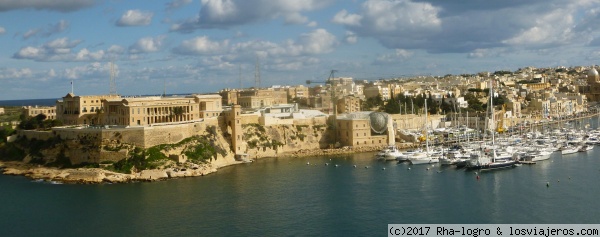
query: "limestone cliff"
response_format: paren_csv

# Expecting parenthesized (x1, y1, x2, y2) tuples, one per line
(0, 120, 334, 183)
(242, 123, 331, 159)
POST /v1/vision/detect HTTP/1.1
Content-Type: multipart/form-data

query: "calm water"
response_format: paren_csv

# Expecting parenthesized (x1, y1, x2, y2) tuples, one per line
(1, 149, 599, 236)
(0, 98, 57, 107)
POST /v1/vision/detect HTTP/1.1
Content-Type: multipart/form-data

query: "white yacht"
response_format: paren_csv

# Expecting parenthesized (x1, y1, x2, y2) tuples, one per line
(377, 145, 402, 160)
(561, 145, 580, 155)
(408, 152, 440, 165)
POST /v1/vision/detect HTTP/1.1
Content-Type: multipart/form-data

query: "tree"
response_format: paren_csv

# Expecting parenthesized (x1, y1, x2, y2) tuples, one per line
(464, 93, 484, 112)
(384, 98, 401, 114)
(362, 94, 384, 111)
(18, 114, 62, 130)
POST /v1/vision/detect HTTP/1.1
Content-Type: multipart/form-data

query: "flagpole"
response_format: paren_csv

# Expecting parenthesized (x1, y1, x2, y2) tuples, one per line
(71, 79, 74, 94)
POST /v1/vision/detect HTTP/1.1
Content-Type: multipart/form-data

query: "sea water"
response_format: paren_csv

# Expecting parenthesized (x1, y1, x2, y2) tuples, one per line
(1, 149, 599, 236)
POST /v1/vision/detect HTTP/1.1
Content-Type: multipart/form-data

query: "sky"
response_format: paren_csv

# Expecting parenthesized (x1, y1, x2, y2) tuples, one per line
(2, 0, 600, 100)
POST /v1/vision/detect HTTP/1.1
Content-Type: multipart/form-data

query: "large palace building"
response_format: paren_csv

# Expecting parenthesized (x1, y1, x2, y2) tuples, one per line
(56, 93, 222, 126)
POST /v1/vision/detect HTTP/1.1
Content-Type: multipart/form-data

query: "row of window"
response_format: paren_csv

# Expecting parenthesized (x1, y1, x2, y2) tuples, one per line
(81, 107, 101, 113)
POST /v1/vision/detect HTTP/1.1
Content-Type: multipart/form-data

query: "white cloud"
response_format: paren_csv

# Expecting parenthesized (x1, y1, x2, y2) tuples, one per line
(21, 20, 70, 39)
(64, 62, 113, 80)
(284, 12, 308, 25)
(166, 0, 193, 10)
(359, 0, 441, 34)
(345, 31, 357, 44)
(307, 21, 317, 27)
(332, 10, 362, 26)
(75, 48, 105, 61)
(12, 37, 123, 62)
(22, 29, 40, 39)
(230, 28, 337, 57)
(375, 49, 414, 64)
(332, 0, 600, 54)
(116, 10, 154, 26)
(129, 36, 166, 54)
(171, 0, 333, 32)
(0, 26, 5, 34)
(108, 45, 125, 54)
(502, 8, 574, 47)
(297, 29, 337, 54)
(0, 68, 33, 79)
(173, 36, 229, 55)
(46, 20, 70, 36)
(0, 0, 95, 12)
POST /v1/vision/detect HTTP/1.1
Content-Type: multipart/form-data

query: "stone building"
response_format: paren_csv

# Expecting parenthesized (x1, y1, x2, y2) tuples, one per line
(337, 95, 361, 114)
(580, 68, 600, 102)
(22, 106, 57, 120)
(222, 105, 246, 155)
(0, 107, 4, 115)
(56, 93, 121, 125)
(219, 89, 238, 106)
(335, 112, 394, 148)
(363, 85, 390, 100)
(238, 89, 287, 109)
(102, 94, 222, 126)
(56, 93, 222, 126)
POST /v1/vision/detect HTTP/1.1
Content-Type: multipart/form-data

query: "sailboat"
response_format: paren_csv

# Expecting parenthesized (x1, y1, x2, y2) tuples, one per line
(408, 100, 439, 165)
(466, 80, 517, 171)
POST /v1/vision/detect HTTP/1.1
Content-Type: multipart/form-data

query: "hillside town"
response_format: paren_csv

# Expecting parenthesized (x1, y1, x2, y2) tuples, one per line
(1, 65, 600, 183)
(3, 65, 600, 149)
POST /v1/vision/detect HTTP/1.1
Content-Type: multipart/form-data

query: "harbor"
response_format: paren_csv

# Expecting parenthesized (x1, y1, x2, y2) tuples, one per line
(1, 146, 599, 236)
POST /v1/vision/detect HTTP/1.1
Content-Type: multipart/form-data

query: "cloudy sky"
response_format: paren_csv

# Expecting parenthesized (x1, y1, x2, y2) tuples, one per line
(2, 0, 600, 100)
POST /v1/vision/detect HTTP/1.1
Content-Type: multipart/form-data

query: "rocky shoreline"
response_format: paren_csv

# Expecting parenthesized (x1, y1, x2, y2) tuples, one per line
(0, 143, 416, 184)
(0, 161, 218, 184)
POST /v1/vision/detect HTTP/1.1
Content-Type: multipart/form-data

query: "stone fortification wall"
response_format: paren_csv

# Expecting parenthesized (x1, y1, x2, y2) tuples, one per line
(260, 116, 294, 126)
(293, 117, 327, 126)
(241, 114, 259, 124)
(143, 122, 210, 148)
(17, 130, 55, 141)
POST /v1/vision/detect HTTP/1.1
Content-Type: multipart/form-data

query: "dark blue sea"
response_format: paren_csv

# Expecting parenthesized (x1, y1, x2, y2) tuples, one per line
(1, 149, 599, 236)
(0, 98, 57, 107)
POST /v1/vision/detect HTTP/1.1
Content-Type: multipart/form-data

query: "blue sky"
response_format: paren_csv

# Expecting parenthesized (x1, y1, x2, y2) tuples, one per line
(2, 0, 600, 100)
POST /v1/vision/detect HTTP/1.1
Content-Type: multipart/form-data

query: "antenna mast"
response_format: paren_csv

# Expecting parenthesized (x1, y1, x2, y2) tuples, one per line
(109, 62, 117, 96)
(239, 64, 242, 89)
(254, 57, 261, 88)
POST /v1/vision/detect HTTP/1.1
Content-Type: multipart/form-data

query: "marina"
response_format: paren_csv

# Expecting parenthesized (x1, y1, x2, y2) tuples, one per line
(1, 144, 600, 236)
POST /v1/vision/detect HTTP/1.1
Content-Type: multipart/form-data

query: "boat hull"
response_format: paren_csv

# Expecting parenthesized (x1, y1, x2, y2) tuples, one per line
(466, 160, 517, 171)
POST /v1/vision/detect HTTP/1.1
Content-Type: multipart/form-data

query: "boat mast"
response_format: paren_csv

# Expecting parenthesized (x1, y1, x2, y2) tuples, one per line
(425, 99, 430, 154)
(489, 79, 496, 162)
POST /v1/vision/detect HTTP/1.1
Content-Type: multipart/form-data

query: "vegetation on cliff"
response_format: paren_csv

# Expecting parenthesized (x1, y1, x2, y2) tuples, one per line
(18, 114, 63, 130)
(242, 123, 327, 153)
(0, 126, 228, 175)
(105, 134, 227, 174)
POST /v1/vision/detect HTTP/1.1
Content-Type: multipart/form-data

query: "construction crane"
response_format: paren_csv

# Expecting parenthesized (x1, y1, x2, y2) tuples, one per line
(496, 104, 506, 133)
(306, 70, 339, 146)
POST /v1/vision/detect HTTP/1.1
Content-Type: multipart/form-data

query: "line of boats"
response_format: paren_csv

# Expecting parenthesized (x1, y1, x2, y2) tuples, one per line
(375, 127, 600, 171)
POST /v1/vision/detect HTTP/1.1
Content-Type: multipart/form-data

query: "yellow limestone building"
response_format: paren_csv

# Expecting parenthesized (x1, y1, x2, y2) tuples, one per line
(56, 93, 222, 126)
(335, 112, 395, 148)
